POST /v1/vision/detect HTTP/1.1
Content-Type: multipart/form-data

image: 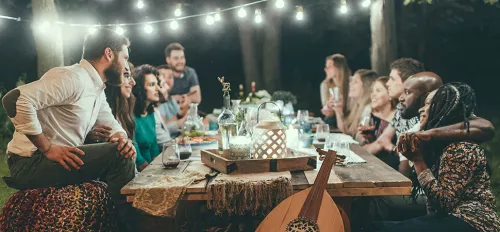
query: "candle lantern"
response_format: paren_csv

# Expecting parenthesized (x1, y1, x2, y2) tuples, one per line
(251, 102, 287, 159)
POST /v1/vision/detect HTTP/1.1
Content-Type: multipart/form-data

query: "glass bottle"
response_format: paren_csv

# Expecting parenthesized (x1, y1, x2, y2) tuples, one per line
(218, 94, 237, 152)
(181, 103, 205, 137)
(239, 84, 245, 101)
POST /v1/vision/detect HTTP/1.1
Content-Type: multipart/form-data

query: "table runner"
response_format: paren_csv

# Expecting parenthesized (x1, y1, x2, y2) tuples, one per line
(132, 161, 210, 217)
(207, 171, 293, 216)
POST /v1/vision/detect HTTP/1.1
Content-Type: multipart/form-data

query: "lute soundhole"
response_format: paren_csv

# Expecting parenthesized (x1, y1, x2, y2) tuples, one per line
(286, 217, 320, 232)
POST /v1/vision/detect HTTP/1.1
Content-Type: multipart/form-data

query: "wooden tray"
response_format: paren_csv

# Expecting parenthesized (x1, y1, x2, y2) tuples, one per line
(200, 149, 317, 174)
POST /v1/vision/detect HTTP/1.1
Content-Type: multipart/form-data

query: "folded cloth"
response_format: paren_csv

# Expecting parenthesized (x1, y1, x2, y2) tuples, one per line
(207, 171, 293, 216)
(132, 162, 209, 217)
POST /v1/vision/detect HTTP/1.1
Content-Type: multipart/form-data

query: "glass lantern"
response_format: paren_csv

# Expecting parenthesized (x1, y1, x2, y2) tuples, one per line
(251, 102, 287, 159)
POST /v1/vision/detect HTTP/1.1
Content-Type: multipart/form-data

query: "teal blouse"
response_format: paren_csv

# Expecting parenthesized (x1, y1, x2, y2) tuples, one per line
(134, 113, 160, 167)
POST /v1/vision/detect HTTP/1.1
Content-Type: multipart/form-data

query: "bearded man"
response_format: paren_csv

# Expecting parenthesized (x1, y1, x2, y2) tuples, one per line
(165, 42, 202, 104)
(2, 28, 138, 231)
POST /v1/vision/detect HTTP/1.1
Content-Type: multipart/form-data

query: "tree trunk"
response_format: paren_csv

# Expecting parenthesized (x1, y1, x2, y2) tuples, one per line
(238, 19, 261, 92)
(32, 0, 64, 78)
(370, 0, 397, 76)
(262, 5, 282, 92)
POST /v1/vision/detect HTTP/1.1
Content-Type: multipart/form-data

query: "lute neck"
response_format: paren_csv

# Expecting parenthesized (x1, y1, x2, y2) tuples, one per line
(297, 149, 337, 221)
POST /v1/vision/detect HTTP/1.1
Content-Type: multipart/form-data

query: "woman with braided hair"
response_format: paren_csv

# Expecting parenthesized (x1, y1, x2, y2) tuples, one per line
(382, 82, 500, 232)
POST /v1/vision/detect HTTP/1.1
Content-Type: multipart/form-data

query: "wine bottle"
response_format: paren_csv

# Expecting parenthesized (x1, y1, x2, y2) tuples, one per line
(246, 81, 256, 103)
(239, 84, 245, 101)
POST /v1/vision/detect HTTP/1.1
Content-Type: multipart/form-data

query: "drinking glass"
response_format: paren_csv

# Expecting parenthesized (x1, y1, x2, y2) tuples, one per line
(297, 110, 309, 123)
(162, 142, 180, 169)
(315, 124, 330, 141)
(178, 142, 192, 160)
(334, 140, 351, 164)
(359, 116, 375, 135)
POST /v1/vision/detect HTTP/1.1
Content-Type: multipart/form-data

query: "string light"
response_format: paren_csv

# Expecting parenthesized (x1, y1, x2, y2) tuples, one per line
(214, 8, 221, 21)
(254, 9, 263, 24)
(115, 26, 125, 35)
(136, 0, 145, 9)
(361, 0, 371, 8)
(296, 6, 304, 21)
(170, 20, 179, 30)
(275, 0, 285, 9)
(174, 3, 182, 17)
(88, 26, 98, 34)
(238, 7, 247, 18)
(339, 0, 349, 14)
(206, 14, 215, 25)
(144, 23, 153, 33)
(37, 21, 51, 32)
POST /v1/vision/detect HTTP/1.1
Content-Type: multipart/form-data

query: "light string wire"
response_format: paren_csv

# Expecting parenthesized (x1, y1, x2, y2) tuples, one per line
(0, 0, 269, 27)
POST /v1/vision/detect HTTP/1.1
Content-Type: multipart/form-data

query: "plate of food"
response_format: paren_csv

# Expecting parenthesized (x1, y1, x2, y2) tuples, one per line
(177, 136, 218, 146)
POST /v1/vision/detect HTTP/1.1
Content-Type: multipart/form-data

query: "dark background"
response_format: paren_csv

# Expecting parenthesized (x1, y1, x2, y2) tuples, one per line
(1, 0, 499, 116)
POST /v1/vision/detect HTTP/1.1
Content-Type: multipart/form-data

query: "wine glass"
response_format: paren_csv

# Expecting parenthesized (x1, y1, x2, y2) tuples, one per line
(162, 142, 180, 169)
(178, 142, 192, 160)
(315, 124, 330, 141)
(360, 116, 375, 135)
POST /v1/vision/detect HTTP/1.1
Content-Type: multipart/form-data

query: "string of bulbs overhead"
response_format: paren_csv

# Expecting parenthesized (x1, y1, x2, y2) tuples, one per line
(0, 0, 372, 36)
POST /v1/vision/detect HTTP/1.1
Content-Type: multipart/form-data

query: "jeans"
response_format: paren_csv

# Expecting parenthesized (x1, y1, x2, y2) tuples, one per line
(4, 142, 138, 232)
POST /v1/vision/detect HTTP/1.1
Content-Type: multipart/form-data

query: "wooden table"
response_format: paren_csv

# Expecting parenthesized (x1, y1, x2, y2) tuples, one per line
(121, 144, 411, 202)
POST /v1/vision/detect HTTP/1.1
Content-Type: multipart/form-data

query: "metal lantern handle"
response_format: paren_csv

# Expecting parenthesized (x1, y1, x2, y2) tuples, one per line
(256, 102, 283, 123)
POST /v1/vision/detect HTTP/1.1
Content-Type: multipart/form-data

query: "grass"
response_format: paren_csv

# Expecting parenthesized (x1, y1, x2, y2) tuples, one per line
(0, 154, 16, 208)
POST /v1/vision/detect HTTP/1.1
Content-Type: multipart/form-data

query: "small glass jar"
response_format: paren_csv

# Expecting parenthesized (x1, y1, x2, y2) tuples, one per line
(162, 141, 180, 169)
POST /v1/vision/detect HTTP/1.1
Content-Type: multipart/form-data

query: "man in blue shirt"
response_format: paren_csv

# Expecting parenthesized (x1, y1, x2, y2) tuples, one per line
(165, 43, 202, 104)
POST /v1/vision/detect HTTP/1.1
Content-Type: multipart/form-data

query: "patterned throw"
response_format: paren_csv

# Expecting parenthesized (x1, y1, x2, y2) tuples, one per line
(207, 171, 293, 216)
(0, 181, 115, 232)
(132, 164, 208, 217)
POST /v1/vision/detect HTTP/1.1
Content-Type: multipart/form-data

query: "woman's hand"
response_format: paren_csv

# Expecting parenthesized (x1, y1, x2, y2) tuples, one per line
(329, 96, 344, 117)
(321, 105, 334, 117)
(396, 133, 425, 162)
(86, 125, 112, 143)
(358, 125, 376, 142)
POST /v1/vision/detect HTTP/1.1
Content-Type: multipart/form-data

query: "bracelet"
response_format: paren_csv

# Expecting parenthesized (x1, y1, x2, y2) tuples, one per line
(176, 113, 183, 119)
(41, 143, 52, 154)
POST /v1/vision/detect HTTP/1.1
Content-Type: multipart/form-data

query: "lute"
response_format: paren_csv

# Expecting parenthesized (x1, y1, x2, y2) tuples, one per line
(256, 148, 346, 232)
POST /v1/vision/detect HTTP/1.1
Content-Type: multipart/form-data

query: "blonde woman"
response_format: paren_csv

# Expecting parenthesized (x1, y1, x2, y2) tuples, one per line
(330, 69, 378, 137)
(321, 54, 352, 121)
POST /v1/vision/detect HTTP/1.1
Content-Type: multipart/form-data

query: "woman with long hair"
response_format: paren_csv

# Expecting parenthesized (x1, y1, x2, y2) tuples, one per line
(385, 83, 500, 231)
(331, 69, 378, 137)
(321, 54, 352, 126)
(132, 64, 161, 171)
(86, 62, 136, 142)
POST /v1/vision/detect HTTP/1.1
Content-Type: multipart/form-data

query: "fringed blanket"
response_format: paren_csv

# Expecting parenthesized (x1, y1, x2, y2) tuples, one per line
(132, 163, 209, 217)
(207, 171, 293, 216)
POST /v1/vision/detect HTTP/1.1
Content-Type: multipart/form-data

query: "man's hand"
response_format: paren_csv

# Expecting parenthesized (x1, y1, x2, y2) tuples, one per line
(109, 133, 136, 159)
(179, 94, 191, 109)
(86, 125, 112, 142)
(43, 144, 85, 171)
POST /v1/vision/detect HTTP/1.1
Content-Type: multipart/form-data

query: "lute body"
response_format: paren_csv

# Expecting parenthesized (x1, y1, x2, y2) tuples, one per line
(257, 149, 345, 232)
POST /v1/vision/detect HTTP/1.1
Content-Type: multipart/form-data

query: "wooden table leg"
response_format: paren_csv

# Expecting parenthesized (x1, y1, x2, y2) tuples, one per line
(333, 196, 353, 232)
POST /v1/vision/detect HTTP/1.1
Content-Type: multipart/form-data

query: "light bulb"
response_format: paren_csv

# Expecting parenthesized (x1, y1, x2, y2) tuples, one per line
(215, 8, 221, 21)
(296, 6, 304, 21)
(238, 7, 247, 18)
(88, 26, 98, 34)
(361, 0, 371, 8)
(136, 0, 144, 9)
(144, 24, 153, 33)
(37, 21, 50, 32)
(254, 9, 263, 24)
(275, 0, 285, 9)
(115, 26, 125, 35)
(296, 11, 304, 21)
(206, 15, 215, 25)
(174, 4, 182, 17)
(170, 20, 179, 30)
(339, 5, 348, 14)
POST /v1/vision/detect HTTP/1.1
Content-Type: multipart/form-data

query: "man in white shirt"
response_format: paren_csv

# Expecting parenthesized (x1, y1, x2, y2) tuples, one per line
(2, 28, 137, 231)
